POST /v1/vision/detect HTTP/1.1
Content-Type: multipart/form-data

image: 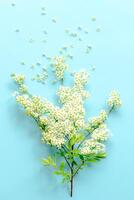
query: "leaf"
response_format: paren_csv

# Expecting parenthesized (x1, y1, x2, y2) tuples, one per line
(62, 173, 71, 183)
(69, 135, 76, 146)
(66, 149, 80, 159)
(54, 171, 61, 175)
(84, 152, 107, 163)
(96, 152, 107, 158)
(42, 156, 57, 168)
(73, 160, 78, 166)
(54, 169, 71, 183)
(69, 134, 85, 147)
(59, 161, 65, 171)
(79, 154, 84, 161)
(87, 159, 97, 162)
(59, 151, 64, 157)
(75, 134, 85, 143)
(71, 149, 80, 154)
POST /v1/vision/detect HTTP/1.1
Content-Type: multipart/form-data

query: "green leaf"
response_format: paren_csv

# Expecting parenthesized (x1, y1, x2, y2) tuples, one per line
(54, 171, 61, 175)
(42, 156, 57, 168)
(96, 152, 107, 158)
(69, 134, 85, 147)
(84, 152, 107, 163)
(87, 159, 97, 162)
(73, 160, 78, 166)
(75, 134, 85, 143)
(62, 173, 71, 183)
(69, 135, 76, 146)
(79, 154, 84, 161)
(54, 169, 71, 183)
(66, 149, 80, 159)
(59, 161, 65, 171)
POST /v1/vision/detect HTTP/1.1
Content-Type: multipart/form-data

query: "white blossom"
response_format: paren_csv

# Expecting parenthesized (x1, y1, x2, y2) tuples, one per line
(52, 56, 68, 80)
(91, 124, 109, 142)
(19, 84, 28, 93)
(80, 139, 105, 155)
(87, 110, 107, 132)
(12, 72, 121, 149)
(11, 73, 25, 84)
(74, 70, 89, 87)
(108, 90, 122, 107)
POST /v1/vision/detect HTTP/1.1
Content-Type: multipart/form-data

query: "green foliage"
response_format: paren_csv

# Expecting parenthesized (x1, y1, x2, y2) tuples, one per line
(68, 134, 85, 148)
(66, 149, 80, 158)
(54, 161, 71, 183)
(84, 152, 107, 163)
(42, 156, 57, 168)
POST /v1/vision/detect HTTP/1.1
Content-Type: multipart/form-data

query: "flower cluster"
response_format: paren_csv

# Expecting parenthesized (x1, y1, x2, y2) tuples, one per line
(52, 56, 68, 80)
(16, 95, 46, 118)
(19, 84, 28, 93)
(12, 71, 90, 148)
(86, 110, 107, 132)
(11, 73, 25, 84)
(80, 139, 105, 155)
(42, 71, 90, 147)
(11, 73, 28, 93)
(108, 90, 122, 108)
(57, 70, 90, 104)
(74, 70, 89, 87)
(12, 71, 121, 151)
(91, 124, 109, 142)
(80, 124, 109, 155)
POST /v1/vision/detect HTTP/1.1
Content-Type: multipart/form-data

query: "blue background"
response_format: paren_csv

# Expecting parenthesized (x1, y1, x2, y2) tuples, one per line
(0, 0, 134, 199)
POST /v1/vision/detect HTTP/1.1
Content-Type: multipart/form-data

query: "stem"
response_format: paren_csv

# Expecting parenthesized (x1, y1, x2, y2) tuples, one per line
(61, 78, 64, 85)
(62, 145, 69, 152)
(70, 145, 74, 197)
(70, 169, 73, 197)
(60, 149, 72, 170)
(107, 105, 115, 115)
(77, 132, 90, 149)
(63, 154, 72, 170)
(73, 160, 84, 177)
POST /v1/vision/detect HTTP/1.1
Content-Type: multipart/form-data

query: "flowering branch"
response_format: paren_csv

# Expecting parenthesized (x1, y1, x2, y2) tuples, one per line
(11, 63, 122, 197)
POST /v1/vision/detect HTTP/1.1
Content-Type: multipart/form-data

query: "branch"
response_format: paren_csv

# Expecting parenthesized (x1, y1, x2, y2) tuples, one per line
(70, 144, 74, 197)
(77, 132, 90, 149)
(60, 149, 72, 170)
(73, 160, 84, 177)
(107, 105, 115, 115)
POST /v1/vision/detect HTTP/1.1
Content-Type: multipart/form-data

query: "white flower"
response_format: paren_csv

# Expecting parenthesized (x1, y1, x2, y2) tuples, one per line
(91, 124, 109, 142)
(80, 139, 105, 155)
(12, 69, 121, 150)
(19, 84, 28, 93)
(39, 116, 48, 125)
(74, 70, 89, 87)
(108, 90, 122, 107)
(16, 95, 46, 118)
(11, 73, 25, 84)
(52, 56, 68, 80)
(87, 110, 107, 132)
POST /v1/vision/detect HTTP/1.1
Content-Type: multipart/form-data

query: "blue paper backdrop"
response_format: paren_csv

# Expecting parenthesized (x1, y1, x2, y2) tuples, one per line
(0, 0, 134, 199)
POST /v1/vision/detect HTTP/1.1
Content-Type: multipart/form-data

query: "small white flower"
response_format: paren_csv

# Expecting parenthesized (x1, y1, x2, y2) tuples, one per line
(108, 90, 122, 107)
(52, 56, 68, 80)
(11, 73, 25, 84)
(80, 139, 105, 155)
(91, 124, 109, 142)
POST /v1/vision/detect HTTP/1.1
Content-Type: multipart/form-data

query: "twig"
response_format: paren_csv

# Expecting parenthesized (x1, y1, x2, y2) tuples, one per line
(60, 149, 72, 170)
(70, 145, 74, 197)
(73, 160, 84, 177)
